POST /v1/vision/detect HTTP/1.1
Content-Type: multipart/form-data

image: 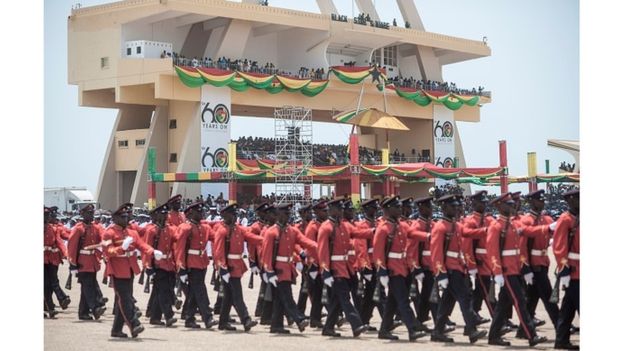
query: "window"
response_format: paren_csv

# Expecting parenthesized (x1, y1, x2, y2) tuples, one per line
(126, 47, 131, 56)
(101, 57, 109, 69)
(372, 49, 382, 65)
(135, 139, 146, 147)
(169, 153, 177, 163)
(136, 46, 141, 54)
(117, 140, 128, 148)
(383, 46, 397, 66)
(169, 119, 177, 129)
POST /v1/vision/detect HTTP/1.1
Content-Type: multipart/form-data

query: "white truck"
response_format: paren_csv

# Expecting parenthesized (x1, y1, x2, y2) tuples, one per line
(44, 187, 96, 213)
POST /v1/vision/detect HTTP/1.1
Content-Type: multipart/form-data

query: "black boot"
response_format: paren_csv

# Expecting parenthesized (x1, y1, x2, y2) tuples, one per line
(378, 331, 399, 340)
(469, 329, 488, 344)
(554, 342, 579, 350)
(111, 331, 128, 338)
(431, 332, 454, 343)
(488, 337, 511, 346)
(243, 318, 257, 332)
(529, 335, 548, 347)
(409, 330, 427, 341)
(131, 324, 145, 338)
(165, 317, 178, 327)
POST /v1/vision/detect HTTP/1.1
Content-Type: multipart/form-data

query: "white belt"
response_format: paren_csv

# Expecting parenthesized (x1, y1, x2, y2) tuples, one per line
(568, 252, 580, 260)
(79, 249, 95, 255)
(227, 254, 242, 260)
(446, 251, 460, 258)
(160, 253, 171, 259)
(422, 250, 431, 256)
(347, 250, 355, 256)
(331, 255, 348, 261)
(275, 256, 292, 263)
(368, 248, 374, 254)
(531, 249, 548, 257)
(187, 249, 204, 255)
(502, 249, 519, 256)
(388, 252, 406, 259)
(44, 246, 60, 252)
(475, 248, 487, 254)
(117, 252, 136, 258)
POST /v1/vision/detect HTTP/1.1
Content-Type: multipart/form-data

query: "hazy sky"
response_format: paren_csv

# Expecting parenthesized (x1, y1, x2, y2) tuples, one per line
(44, 0, 579, 195)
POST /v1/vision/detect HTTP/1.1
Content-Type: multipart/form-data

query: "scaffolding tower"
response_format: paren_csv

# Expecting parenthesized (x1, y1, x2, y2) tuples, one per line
(274, 106, 313, 205)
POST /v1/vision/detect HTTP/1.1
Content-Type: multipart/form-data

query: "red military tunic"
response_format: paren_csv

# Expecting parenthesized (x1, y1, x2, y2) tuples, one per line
(175, 220, 213, 270)
(261, 223, 318, 283)
(167, 211, 186, 227)
(317, 218, 371, 278)
(430, 218, 487, 276)
(353, 218, 375, 270)
(552, 211, 580, 280)
(142, 223, 177, 272)
(212, 222, 263, 278)
(519, 211, 554, 268)
(67, 221, 104, 272)
(405, 217, 431, 270)
(461, 212, 494, 275)
(247, 220, 266, 264)
(341, 219, 372, 273)
(102, 224, 154, 279)
(44, 223, 67, 266)
(55, 223, 71, 241)
(409, 217, 434, 270)
(485, 216, 523, 276)
(372, 218, 422, 277)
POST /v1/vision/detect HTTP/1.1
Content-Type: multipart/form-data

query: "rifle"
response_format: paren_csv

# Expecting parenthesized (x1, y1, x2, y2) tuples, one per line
(549, 215, 578, 304)
(374, 220, 397, 303)
(175, 276, 182, 297)
(138, 268, 146, 285)
(265, 224, 283, 302)
(248, 266, 255, 289)
(321, 220, 337, 306)
(66, 224, 87, 290)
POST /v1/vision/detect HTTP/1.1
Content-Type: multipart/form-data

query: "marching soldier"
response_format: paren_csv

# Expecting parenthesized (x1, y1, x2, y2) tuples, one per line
(248, 202, 271, 319)
(175, 201, 219, 329)
(461, 191, 495, 324)
(102, 203, 164, 338)
(296, 203, 313, 314)
(553, 189, 580, 350)
(318, 198, 370, 338)
(261, 203, 318, 334)
(354, 198, 384, 331)
(67, 204, 106, 320)
(213, 203, 263, 332)
(167, 194, 186, 226)
(44, 206, 71, 318)
(486, 193, 547, 346)
(341, 199, 367, 314)
(520, 190, 559, 332)
(142, 203, 178, 327)
(429, 194, 488, 344)
(373, 196, 429, 342)
(304, 200, 329, 328)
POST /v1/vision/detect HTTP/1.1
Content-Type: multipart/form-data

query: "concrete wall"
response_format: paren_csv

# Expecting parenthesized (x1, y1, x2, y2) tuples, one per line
(114, 129, 149, 171)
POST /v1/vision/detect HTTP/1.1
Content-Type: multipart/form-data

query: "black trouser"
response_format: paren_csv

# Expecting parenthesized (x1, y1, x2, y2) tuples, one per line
(44, 264, 67, 311)
(555, 279, 579, 345)
(358, 270, 385, 325)
(271, 281, 306, 329)
(111, 277, 140, 333)
(473, 274, 497, 318)
(77, 272, 99, 316)
(186, 268, 213, 323)
(94, 277, 105, 306)
(348, 273, 363, 311)
(380, 275, 419, 334)
(323, 277, 364, 333)
(261, 285, 274, 323)
(180, 277, 194, 319)
(296, 273, 308, 314)
(434, 270, 479, 335)
(255, 281, 267, 317)
(219, 277, 251, 327)
(527, 266, 559, 326)
(308, 275, 324, 323)
(416, 269, 438, 323)
(488, 275, 536, 341)
(149, 269, 176, 321)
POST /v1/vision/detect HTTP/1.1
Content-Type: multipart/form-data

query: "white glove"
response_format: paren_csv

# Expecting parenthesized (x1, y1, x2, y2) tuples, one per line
(221, 272, 230, 284)
(364, 273, 373, 281)
(494, 274, 505, 287)
(251, 266, 260, 275)
(296, 262, 304, 272)
(379, 275, 389, 289)
(415, 272, 425, 283)
(309, 271, 318, 280)
(153, 250, 163, 260)
(549, 221, 557, 231)
(268, 274, 278, 287)
(205, 242, 211, 256)
(324, 276, 334, 287)
(70, 269, 78, 275)
(524, 272, 534, 285)
(468, 268, 478, 278)
(561, 275, 571, 289)
(438, 278, 449, 290)
(262, 272, 268, 283)
(121, 236, 134, 250)
(179, 274, 188, 283)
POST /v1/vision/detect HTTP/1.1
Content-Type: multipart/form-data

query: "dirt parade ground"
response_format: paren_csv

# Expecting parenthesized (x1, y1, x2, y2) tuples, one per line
(45, 266, 579, 351)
